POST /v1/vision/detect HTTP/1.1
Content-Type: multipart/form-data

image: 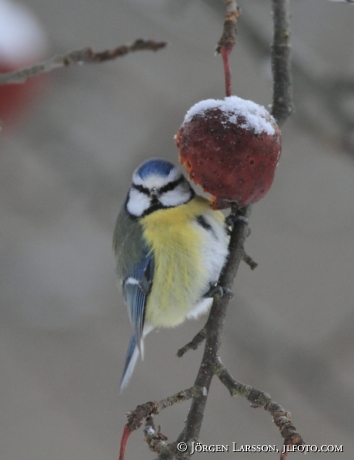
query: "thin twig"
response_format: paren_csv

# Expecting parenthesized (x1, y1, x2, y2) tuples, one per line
(144, 416, 169, 453)
(271, 0, 294, 125)
(215, 361, 305, 460)
(120, 388, 199, 460)
(0, 39, 167, 85)
(176, 327, 207, 357)
(216, 0, 240, 97)
(126, 387, 200, 432)
(216, 0, 240, 54)
(242, 250, 258, 270)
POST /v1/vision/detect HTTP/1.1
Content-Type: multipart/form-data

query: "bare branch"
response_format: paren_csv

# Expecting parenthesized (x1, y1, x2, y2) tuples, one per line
(215, 361, 305, 460)
(176, 327, 207, 357)
(242, 250, 258, 270)
(271, 0, 294, 125)
(144, 416, 169, 454)
(0, 39, 167, 85)
(215, 0, 240, 54)
(119, 388, 201, 460)
(216, 0, 240, 97)
(126, 387, 200, 433)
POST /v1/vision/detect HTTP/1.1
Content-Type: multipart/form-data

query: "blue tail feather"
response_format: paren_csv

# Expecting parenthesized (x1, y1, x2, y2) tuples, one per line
(120, 333, 140, 392)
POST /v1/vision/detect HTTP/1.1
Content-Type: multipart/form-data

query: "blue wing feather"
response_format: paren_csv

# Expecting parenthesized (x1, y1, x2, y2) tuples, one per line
(114, 206, 155, 390)
(120, 248, 154, 390)
(123, 250, 154, 353)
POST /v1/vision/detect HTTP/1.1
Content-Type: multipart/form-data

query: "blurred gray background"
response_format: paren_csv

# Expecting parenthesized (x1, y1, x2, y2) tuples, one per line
(1, 0, 354, 459)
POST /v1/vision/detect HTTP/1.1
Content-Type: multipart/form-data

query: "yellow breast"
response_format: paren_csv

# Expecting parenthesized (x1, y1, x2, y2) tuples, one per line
(141, 196, 215, 328)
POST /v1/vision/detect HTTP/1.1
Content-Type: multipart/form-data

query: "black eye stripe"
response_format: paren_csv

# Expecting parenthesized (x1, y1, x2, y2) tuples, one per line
(159, 175, 185, 193)
(127, 175, 195, 217)
(132, 183, 150, 195)
(131, 175, 185, 196)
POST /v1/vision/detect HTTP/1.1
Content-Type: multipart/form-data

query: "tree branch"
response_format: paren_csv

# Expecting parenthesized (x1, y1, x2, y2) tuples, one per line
(215, 360, 304, 459)
(176, 204, 250, 449)
(0, 39, 167, 85)
(242, 249, 258, 270)
(119, 387, 201, 460)
(215, 0, 240, 97)
(271, 0, 294, 125)
(126, 387, 200, 433)
(176, 327, 207, 358)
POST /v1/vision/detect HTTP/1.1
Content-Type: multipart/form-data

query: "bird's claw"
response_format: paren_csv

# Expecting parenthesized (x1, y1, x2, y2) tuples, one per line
(204, 282, 234, 300)
(226, 214, 250, 237)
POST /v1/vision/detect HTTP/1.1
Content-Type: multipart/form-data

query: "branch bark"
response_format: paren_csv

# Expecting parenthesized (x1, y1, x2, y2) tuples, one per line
(215, 361, 304, 459)
(176, 327, 207, 358)
(216, 0, 240, 97)
(0, 39, 167, 85)
(271, 0, 294, 125)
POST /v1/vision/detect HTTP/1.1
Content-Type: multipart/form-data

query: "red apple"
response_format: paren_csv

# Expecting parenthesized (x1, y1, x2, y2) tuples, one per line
(175, 96, 281, 209)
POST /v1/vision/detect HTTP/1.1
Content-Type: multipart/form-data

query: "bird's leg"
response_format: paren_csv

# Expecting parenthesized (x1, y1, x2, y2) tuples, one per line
(203, 282, 234, 300)
(226, 214, 250, 237)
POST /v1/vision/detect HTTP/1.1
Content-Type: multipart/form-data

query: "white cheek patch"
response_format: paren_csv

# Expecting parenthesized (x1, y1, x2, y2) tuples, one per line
(126, 188, 150, 216)
(159, 183, 192, 207)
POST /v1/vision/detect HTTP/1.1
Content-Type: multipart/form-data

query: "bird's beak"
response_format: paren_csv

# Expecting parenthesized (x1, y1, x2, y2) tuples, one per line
(150, 187, 159, 198)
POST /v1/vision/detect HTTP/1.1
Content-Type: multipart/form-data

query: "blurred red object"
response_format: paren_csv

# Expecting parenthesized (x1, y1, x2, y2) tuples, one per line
(0, 0, 48, 128)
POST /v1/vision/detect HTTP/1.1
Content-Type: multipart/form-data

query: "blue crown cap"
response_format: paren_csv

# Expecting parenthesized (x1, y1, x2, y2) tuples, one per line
(137, 159, 175, 180)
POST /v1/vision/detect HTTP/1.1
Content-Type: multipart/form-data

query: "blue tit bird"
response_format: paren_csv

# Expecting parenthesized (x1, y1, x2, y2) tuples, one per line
(113, 159, 229, 391)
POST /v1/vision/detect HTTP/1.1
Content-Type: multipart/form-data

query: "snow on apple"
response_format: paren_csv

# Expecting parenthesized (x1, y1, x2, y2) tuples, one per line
(175, 96, 281, 209)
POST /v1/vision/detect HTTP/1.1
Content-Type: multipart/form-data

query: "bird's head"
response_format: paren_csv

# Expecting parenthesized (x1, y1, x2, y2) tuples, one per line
(126, 159, 195, 217)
